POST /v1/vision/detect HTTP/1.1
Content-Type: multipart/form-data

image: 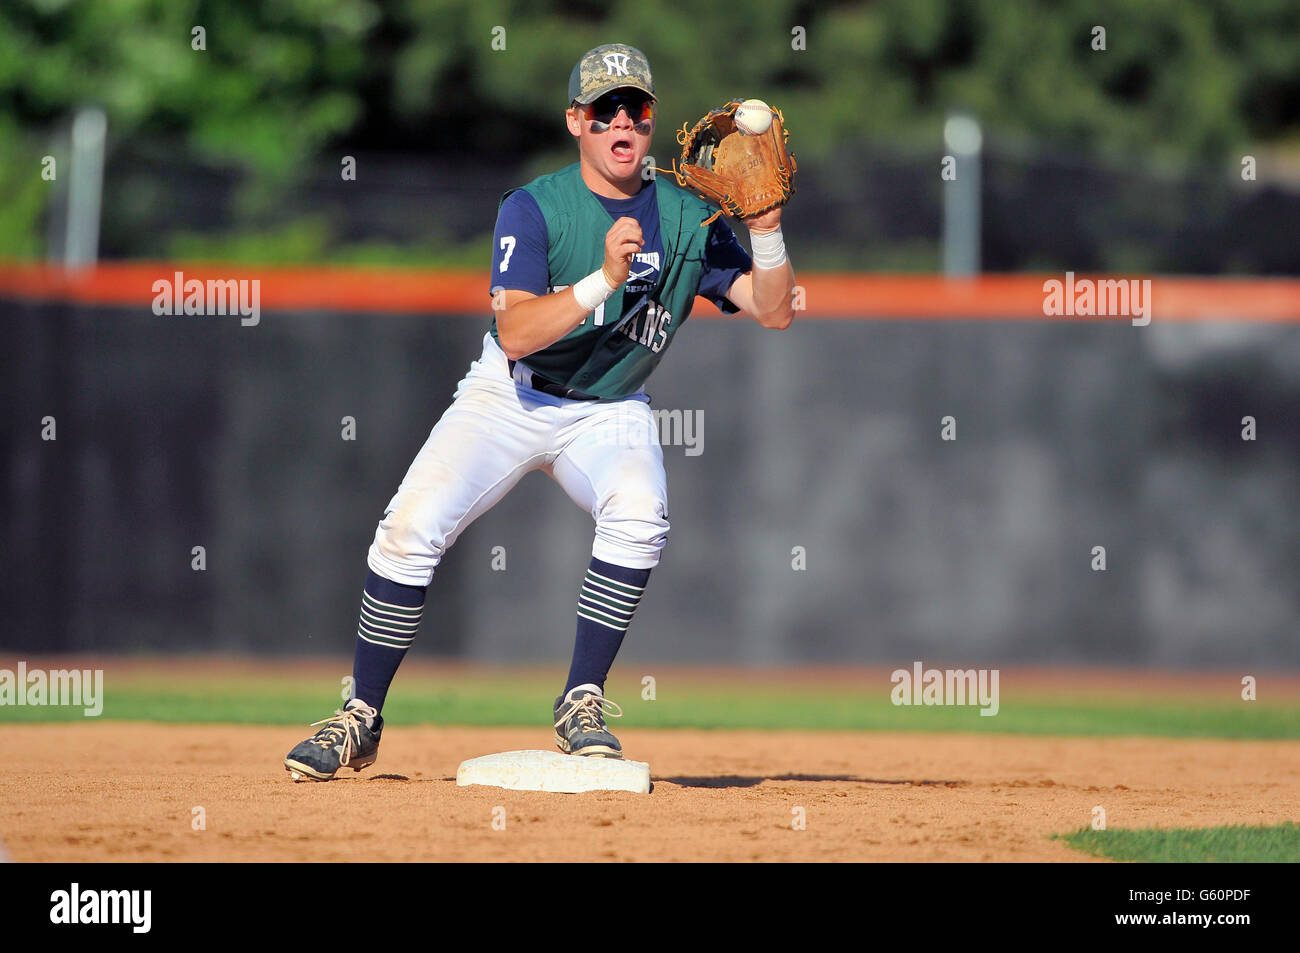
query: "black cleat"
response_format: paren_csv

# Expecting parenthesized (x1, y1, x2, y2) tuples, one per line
(553, 684, 623, 759)
(284, 704, 382, 781)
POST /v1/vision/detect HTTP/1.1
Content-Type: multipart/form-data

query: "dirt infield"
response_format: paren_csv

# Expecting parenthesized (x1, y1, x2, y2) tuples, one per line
(4, 723, 1297, 861)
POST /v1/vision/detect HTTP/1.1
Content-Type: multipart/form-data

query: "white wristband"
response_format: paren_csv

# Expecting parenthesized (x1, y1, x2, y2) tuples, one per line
(572, 268, 617, 312)
(749, 225, 788, 270)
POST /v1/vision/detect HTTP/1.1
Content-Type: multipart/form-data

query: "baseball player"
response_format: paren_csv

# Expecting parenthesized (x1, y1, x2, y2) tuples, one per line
(284, 43, 795, 780)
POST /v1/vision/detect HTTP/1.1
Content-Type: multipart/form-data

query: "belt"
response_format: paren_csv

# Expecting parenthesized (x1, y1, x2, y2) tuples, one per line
(507, 359, 601, 401)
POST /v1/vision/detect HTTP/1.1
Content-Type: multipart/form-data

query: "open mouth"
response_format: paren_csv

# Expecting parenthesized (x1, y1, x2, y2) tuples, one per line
(611, 137, 634, 162)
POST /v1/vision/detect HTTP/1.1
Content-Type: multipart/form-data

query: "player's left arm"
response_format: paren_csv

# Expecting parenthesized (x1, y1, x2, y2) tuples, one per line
(725, 207, 795, 330)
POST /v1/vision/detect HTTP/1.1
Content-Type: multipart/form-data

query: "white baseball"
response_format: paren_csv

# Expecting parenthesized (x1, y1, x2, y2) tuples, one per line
(735, 99, 773, 136)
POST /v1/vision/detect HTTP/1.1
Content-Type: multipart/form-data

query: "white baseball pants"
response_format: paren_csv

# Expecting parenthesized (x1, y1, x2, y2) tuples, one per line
(367, 332, 669, 586)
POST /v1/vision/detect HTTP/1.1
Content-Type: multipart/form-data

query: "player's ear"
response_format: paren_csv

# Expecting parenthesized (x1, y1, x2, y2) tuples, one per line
(565, 106, 583, 139)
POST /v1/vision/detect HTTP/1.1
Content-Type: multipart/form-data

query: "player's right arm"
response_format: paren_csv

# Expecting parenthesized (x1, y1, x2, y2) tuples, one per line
(493, 203, 643, 361)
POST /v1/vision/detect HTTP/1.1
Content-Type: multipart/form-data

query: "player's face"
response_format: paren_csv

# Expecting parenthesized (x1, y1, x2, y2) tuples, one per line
(567, 90, 656, 185)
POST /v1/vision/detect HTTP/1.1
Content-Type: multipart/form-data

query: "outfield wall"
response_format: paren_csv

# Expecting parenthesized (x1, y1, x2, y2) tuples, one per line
(3, 273, 1298, 666)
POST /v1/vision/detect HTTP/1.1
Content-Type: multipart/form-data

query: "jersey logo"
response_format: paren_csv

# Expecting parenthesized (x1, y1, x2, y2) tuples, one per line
(627, 251, 661, 283)
(602, 52, 631, 76)
(618, 300, 672, 353)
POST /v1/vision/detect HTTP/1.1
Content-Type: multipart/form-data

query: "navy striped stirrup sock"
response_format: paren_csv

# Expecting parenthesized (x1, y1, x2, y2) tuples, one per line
(351, 569, 426, 721)
(564, 557, 651, 694)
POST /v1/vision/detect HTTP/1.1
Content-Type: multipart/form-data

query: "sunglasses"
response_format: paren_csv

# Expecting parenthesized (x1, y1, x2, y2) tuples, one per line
(574, 91, 655, 133)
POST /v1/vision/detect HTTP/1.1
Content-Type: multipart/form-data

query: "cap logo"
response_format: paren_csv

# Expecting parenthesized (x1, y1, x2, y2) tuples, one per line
(602, 52, 631, 76)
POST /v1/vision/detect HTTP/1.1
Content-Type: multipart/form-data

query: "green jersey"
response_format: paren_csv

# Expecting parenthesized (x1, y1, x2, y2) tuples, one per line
(489, 162, 752, 399)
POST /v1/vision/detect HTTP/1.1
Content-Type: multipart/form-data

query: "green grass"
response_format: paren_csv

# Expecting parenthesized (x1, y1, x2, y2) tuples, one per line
(2, 670, 1296, 739)
(1056, 823, 1300, 862)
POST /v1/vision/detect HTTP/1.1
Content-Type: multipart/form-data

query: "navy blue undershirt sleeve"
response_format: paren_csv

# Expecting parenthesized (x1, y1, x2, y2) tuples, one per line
(490, 190, 550, 297)
(696, 218, 753, 314)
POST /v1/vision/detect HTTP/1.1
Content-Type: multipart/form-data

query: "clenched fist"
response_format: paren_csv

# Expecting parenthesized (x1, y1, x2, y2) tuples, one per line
(602, 216, 643, 287)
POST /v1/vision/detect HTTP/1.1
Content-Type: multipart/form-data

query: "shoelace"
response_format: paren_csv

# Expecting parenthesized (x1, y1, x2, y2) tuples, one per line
(309, 704, 378, 766)
(554, 693, 623, 733)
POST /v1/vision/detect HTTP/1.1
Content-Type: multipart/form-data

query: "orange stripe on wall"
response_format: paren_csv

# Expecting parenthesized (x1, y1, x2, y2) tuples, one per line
(0, 263, 1296, 322)
(0, 264, 488, 315)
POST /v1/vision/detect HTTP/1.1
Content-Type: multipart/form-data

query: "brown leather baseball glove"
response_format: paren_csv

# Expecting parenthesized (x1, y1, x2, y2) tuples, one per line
(665, 100, 796, 226)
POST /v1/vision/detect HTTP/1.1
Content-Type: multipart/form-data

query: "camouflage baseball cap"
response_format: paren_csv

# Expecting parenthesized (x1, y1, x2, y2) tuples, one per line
(568, 44, 655, 105)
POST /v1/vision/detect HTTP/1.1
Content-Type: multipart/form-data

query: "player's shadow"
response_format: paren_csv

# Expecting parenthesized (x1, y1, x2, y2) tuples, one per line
(661, 774, 967, 789)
